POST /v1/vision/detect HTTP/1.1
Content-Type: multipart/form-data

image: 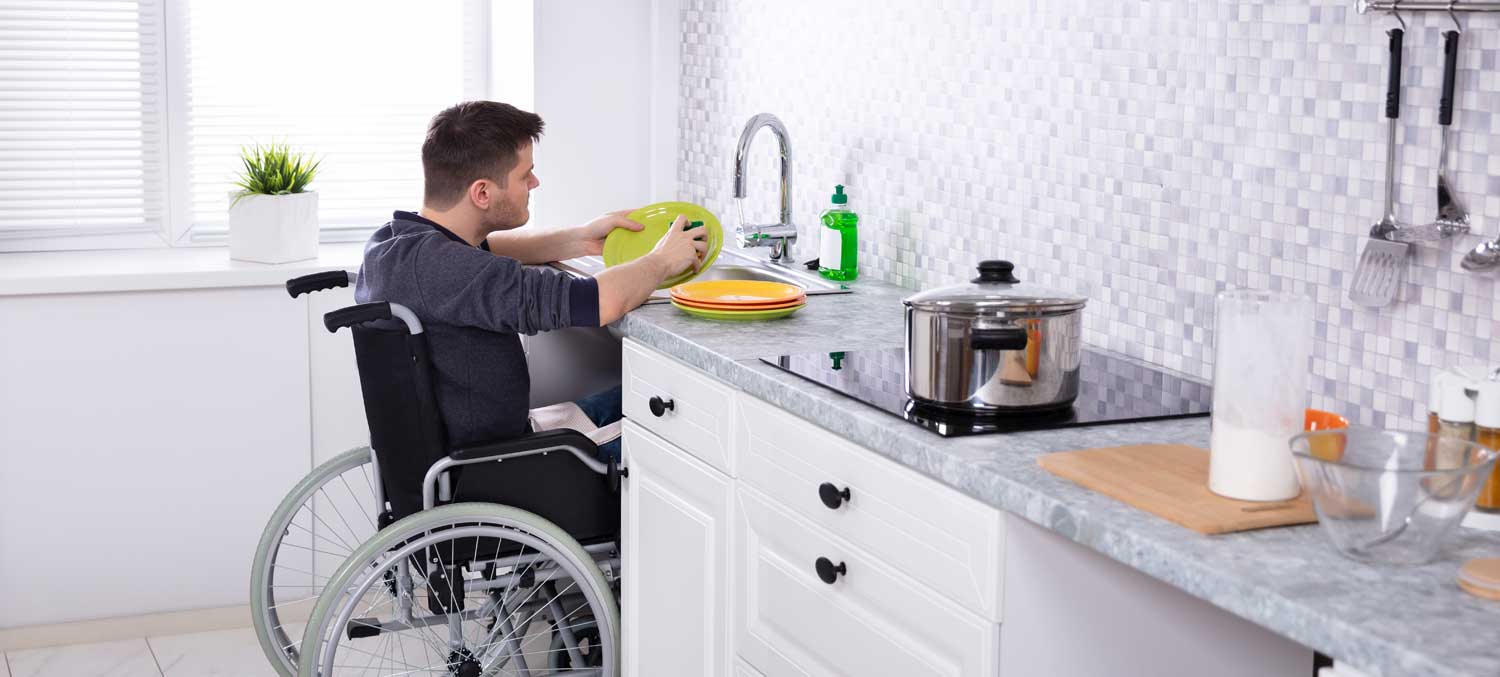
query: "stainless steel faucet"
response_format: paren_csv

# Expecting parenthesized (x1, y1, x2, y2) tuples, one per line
(732, 113, 797, 262)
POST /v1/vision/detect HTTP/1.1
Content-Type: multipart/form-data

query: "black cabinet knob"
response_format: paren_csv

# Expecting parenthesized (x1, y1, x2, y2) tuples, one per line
(648, 395, 675, 417)
(815, 557, 847, 585)
(818, 482, 851, 509)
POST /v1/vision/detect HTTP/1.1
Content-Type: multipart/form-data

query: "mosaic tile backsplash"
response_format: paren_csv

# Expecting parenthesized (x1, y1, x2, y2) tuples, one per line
(676, 0, 1500, 430)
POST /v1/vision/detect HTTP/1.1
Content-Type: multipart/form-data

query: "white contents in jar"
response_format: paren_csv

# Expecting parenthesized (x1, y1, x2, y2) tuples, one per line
(1208, 420, 1301, 501)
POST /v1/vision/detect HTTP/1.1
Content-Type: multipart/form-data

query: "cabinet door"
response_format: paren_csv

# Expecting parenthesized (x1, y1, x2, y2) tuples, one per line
(623, 420, 733, 677)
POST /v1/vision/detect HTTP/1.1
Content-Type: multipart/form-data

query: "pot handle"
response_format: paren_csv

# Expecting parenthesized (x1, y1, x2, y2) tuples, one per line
(971, 326, 1028, 351)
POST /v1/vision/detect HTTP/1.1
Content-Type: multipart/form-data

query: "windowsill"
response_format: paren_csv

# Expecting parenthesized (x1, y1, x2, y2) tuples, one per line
(0, 243, 366, 297)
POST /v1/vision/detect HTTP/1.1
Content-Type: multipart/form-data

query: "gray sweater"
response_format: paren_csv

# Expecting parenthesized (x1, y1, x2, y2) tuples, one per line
(355, 211, 599, 446)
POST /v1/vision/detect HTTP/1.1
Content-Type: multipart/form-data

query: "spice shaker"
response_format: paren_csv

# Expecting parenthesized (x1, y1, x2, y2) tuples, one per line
(1474, 382, 1500, 511)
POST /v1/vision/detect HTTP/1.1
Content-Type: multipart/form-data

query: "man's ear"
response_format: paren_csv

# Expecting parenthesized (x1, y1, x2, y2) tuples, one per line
(467, 179, 493, 210)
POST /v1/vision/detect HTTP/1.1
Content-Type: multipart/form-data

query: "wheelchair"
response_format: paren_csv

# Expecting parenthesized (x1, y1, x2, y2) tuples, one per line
(251, 271, 623, 676)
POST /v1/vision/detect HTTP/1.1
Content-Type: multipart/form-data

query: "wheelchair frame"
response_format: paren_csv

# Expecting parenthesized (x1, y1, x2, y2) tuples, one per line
(253, 270, 625, 676)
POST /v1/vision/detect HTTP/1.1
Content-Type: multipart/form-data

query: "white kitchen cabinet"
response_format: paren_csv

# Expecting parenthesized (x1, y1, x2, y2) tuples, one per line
(734, 486, 1000, 676)
(736, 395, 1005, 622)
(622, 419, 734, 677)
(620, 341, 1314, 677)
(0, 287, 312, 627)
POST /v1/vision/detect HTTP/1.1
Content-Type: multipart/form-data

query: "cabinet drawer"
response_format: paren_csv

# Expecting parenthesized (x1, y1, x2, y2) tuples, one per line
(735, 486, 999, 677)
(735, 394, 1004, 621)
(623, 339, 736, 474)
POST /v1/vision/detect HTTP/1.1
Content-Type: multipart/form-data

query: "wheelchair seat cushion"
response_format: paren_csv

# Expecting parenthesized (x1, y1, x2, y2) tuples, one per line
(452, 448, 620, 546)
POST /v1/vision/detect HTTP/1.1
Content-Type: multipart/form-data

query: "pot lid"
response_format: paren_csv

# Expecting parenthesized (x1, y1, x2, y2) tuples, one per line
(903, 260, 1088, 314)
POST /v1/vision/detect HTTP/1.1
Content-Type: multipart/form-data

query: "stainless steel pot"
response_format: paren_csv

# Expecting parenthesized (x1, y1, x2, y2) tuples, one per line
(904, 260, 1088, 413)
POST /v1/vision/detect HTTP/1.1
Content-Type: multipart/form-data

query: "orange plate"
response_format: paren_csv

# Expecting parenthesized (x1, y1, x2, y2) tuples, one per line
(670, 279, 804, 306)
(671, 296, 807, 311)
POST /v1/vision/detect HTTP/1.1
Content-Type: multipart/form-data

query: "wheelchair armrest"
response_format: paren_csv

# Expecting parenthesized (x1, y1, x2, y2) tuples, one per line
(449, 429, 597, 462)
(428, 429, 616, 510)
(286, 270, 353, 298)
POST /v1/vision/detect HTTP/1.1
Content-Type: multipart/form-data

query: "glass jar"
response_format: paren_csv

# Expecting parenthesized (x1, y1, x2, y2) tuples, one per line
(1209, 290, 1314, 501)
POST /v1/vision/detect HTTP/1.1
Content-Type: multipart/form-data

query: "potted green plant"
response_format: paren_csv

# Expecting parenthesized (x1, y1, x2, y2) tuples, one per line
(228, 142, 321, 263)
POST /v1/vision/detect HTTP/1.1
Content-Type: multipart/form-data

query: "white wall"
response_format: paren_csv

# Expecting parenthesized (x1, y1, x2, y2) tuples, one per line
(531, 0, 680, 228)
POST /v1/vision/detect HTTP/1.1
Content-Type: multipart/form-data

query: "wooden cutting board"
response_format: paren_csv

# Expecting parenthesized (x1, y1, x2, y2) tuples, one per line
(1037, 444, 1317, 535)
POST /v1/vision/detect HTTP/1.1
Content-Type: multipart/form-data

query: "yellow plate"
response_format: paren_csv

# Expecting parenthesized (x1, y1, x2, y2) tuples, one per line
(670, 279, 804, 306)
(603, 201, 723, 289)
(671, 300, 805, 321)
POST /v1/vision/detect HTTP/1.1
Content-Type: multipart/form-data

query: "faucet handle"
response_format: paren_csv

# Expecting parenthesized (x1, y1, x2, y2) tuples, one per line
(735, 223, 798, 261)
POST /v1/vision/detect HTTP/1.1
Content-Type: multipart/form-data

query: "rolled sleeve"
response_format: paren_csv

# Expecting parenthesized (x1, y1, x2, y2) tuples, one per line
(567, 277, 600, 328)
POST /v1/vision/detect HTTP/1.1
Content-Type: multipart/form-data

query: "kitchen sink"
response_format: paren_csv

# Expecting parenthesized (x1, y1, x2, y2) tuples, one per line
(550, 249, 851, 303)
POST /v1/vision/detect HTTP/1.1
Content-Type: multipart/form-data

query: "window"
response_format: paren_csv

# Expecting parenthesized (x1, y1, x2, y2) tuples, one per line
(0, 0, 168, 249)
(0, 0, 524, 252)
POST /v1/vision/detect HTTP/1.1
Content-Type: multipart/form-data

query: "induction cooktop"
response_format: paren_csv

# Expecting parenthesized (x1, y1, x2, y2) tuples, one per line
(761, 347, 1212, 437)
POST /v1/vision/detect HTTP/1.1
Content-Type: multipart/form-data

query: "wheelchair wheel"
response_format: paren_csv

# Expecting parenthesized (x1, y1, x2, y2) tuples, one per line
(298, 502, 619, 676)
(252, 447, 383, 676)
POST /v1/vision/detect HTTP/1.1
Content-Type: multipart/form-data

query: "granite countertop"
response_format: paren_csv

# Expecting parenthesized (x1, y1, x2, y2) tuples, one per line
(615, 276, 1500, 677)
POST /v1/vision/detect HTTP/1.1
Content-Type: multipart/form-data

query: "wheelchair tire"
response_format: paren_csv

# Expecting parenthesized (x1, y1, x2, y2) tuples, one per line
(251, 447, 382, 676)
(298, 502, 619, 677)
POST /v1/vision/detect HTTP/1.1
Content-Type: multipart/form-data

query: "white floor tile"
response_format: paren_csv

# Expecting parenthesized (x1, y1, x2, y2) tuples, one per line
(6, 638, 161, 677)
(147, 627, 278, 677)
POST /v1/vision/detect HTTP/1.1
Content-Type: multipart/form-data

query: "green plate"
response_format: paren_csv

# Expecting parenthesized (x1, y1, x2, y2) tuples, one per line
(671, 299, 805, 321)
(603, 201, 724, 289)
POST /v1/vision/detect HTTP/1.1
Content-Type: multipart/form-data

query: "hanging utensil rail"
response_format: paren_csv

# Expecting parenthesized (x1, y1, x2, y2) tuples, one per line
(1360, 1, 1500, 12)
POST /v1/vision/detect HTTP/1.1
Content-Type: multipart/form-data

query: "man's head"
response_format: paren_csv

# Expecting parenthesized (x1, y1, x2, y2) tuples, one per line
(421, 101, 543, 231)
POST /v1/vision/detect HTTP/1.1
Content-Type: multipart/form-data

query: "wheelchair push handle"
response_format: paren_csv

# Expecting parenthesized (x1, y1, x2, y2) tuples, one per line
(323, 301, 425, 335)
(324, 302, 391, 333)
(286, 270, 354, 298)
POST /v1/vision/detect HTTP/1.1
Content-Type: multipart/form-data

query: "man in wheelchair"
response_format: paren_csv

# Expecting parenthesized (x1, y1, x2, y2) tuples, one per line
(255, 101, 702, 675)
(357, 100, 705, 462)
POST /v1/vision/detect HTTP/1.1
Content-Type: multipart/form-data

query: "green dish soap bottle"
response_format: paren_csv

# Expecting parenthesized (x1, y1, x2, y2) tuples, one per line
(818, 184, 858, 281)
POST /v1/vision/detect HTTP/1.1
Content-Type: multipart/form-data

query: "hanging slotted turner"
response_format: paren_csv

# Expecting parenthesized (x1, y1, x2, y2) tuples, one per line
(1350, 27, 1411, 308)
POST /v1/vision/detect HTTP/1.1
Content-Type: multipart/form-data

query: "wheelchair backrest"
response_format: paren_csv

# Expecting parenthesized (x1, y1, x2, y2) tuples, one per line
(350, 322, 448, 520)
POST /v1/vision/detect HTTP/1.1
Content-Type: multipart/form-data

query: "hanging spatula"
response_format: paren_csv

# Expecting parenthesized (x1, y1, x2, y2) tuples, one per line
(1350, 27, 1411, 308)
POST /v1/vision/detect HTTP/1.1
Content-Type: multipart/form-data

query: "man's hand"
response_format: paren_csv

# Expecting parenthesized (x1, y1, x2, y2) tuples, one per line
(578, 209, 644, 257)
(648, 215, 708, 279)
(592, 214, 708, 326)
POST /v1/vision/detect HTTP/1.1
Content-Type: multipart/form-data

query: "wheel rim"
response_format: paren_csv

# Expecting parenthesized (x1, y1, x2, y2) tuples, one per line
(305, 508, 616, 676)
(252, 448, 383, 675)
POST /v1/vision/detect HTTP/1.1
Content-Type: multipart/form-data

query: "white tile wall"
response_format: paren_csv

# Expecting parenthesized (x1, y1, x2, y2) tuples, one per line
(677, 0, 1500, 429)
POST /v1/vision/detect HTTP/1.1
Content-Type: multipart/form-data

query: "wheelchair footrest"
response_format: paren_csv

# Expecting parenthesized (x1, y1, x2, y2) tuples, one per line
(347, 618, 383, 640)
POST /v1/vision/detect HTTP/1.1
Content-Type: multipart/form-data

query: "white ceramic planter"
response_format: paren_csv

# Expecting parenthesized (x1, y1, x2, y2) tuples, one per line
(228, 191, 319, 264)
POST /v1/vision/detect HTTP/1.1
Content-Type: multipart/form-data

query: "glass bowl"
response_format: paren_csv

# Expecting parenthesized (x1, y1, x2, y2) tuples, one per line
(1290, 428, 1497, 565)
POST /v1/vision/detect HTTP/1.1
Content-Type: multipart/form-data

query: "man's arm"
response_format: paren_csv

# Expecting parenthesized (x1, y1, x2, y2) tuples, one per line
(486, 211, 644, 264)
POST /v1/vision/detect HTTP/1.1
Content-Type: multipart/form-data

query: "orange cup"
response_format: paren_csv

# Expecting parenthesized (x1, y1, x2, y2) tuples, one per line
(1304, 408, 1350, 461)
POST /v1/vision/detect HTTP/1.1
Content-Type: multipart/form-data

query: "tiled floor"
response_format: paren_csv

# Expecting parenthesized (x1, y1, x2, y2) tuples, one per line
(4, 621, 563, 676)
(3, 628, 277, 677)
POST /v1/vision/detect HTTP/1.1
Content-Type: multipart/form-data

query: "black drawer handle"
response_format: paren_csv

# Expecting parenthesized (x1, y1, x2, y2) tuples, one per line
(818, 482, 851, 509)
(815, 557, 847, 585)
(648, 396, 675, 418)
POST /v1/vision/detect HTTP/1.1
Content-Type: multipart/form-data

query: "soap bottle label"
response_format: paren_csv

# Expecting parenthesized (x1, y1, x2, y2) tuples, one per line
(820, 226, 843, 270)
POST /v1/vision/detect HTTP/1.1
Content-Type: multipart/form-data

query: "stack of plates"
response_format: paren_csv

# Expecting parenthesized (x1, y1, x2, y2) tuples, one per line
(669, 280, 807, 321)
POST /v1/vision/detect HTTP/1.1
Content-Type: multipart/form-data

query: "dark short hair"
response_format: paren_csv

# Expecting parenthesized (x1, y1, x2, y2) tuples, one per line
(421, 101, 544, 209)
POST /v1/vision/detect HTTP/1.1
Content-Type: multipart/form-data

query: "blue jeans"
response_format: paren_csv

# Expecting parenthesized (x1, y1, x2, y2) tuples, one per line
(574, 385, 622, 463)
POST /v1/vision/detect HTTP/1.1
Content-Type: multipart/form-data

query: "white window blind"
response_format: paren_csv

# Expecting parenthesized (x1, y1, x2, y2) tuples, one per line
(0, 0, 167, 242)
(181, 0, 490, 241)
